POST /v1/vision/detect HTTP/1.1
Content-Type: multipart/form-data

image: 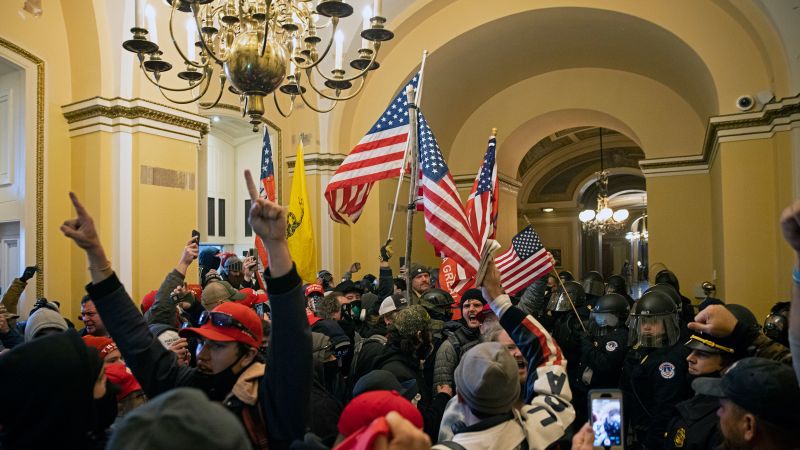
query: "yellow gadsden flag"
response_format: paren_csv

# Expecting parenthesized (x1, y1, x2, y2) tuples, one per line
(286, 141, 316, 283)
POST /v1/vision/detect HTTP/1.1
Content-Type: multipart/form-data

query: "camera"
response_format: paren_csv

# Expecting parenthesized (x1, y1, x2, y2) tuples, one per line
(736, 95, 755, 111)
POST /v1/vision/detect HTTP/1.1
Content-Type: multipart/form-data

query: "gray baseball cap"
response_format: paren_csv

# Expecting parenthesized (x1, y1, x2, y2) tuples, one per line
(455, 342, 520, 415)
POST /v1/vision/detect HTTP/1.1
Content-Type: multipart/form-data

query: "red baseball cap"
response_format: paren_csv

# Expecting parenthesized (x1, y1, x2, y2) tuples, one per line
(141, 290, 157, 314)
(305, 284, 324, 297)
(82, 335, 118, 359)
(238, 288, 258, 308)
(179, 302, 263, 348)
(337, 390, 423, 437)
(104, 362, 143, 401)
(306, 308, 321, 326)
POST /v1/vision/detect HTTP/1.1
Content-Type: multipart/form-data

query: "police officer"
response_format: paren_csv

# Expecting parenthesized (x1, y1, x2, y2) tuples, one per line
(606, 274, 634, 306)
(646, 283, 691, 340)
(763, 301, 790, 347)
(621, 289, 692, 449)
(582, 271, 605, 307)
(665, 331, 739, 450)
(654, 269, 695, 325)
(573, 293, 630, 425)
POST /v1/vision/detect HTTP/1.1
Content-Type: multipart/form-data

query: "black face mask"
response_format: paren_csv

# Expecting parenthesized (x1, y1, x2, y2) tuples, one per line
(91, 381, 119, 435)
(198, 355, 246, 402)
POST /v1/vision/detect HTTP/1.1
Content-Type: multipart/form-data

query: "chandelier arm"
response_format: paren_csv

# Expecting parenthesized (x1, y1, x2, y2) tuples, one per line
(294, 83, 339, 114)
(259, 0, 274, 57)
(311, 42, 381, 83)
(156, 74, 214, 104)
(303, 73, 368, 102)
(190, 3, 228, 65)
(198, 76, 227, 110)
(272, 91, 296, 118)
(163, 1, 207, 69)
(294, 17, 338, 71)
(139, 64, 211, 92)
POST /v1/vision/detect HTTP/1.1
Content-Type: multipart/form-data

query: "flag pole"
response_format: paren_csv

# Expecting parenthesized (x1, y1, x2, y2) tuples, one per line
(524, 214, 587, 332)
(404, 84, 420, 302)
(387, 50, 428, 244)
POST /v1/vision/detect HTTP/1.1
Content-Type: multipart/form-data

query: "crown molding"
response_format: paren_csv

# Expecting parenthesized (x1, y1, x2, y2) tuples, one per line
(640, 93, 800, 177)
(62, 97, 210, 142)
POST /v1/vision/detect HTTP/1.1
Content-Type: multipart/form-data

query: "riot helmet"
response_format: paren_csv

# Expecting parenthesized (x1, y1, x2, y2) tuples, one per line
(419, 288, 454, 322)
(558, 270, 575, 282)
(589, 293, 630, 337)
(763, 301, 790, 345)
(606, 275, 628, 296)
(654, 269, 681, 292)
(547, 280, 586, 312)
(582, 271, 605, 297)
(628, 290, 680, 348)
(646, 283, 683, 314)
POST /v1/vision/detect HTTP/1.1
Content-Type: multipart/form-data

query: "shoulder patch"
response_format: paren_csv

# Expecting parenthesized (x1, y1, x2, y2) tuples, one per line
(659, 362, 676, 379)
(605, 340, 619, 352)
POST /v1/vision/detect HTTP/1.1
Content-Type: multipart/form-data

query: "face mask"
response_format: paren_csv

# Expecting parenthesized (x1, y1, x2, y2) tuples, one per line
(199, 354, 246, 402)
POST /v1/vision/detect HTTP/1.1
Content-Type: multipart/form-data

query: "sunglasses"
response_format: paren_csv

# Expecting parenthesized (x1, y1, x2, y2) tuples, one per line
(198, 311, 257, 341)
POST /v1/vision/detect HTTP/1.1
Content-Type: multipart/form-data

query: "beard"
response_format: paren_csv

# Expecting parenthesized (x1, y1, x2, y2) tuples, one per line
(721, 436, 750, 450)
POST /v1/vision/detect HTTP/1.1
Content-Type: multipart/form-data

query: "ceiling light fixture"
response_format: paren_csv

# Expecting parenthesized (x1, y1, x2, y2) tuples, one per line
(123, 0, 393, 131)
(578, 128, 629, 232)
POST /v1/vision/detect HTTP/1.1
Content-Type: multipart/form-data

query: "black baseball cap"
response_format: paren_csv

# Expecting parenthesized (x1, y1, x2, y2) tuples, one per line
(352, 369, 419, 401)
(692, 357, 800, 427)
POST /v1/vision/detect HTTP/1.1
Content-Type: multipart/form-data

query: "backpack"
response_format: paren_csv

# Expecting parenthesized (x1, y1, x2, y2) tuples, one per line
(349, 334, 388, 378)
(443, 327, 479, 361)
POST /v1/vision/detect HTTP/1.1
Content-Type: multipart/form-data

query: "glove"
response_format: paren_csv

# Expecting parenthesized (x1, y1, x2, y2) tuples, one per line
(20, 266, 38, 282)
(380, 239, 393, 262)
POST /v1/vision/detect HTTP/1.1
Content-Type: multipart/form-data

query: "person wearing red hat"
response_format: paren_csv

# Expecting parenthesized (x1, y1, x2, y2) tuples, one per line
(61, 171, 311, 450)
(83, 335, 124, 365)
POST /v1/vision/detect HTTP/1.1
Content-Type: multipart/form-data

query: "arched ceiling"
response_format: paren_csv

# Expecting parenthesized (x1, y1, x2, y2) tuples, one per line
(520, 127, 645, 205)
(415, 7, 717, 154)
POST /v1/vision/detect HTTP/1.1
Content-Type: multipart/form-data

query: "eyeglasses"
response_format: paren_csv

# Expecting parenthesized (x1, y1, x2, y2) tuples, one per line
(198, 311, 257, 341)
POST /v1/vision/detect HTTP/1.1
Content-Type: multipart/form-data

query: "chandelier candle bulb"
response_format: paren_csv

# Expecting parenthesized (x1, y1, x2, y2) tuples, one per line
(334, 30, 344, 70)
(374, 0, 381, 17)
(134, 0, 142, 29)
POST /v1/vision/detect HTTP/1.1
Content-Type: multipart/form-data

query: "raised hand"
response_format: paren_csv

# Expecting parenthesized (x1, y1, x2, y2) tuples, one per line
(481, 259, 504, 300)
(20, 266, 38, 282)
(61, 192, 102, 252)
(176, 237, 199, 276)
(780, 199, 800, 254)
(244, 169, 287, 242)
(688, 304, 737, 337)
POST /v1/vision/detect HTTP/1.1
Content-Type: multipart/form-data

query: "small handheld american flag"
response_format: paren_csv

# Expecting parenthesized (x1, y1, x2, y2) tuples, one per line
(496, 225, 554, 295)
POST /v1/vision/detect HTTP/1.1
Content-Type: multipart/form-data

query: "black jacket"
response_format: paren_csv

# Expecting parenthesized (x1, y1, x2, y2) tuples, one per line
(665, 394, 721, 450)
(621, 343, 692, 450)
(87, 267, 311, 450)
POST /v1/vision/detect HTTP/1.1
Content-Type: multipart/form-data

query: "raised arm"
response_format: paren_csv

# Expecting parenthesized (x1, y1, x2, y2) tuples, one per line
(245, 170, 312, 447)
(145, 238, 198, 327)
(779, 200, 800, 382)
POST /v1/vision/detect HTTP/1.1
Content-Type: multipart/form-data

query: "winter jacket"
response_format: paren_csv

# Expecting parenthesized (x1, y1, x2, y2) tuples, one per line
(86, 266, 311, 450)
(433, 321, 481, 392)
(376, 266, 395, 299)
(433, 294, 575, 450)
(0, 278, 26, 315)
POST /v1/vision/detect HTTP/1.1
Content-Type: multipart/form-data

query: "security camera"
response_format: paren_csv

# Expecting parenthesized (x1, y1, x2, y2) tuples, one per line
(736, 95, 755, 111)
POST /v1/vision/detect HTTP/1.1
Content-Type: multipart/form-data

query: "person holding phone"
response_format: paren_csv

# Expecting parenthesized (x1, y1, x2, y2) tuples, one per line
(60, 169, 312, 450)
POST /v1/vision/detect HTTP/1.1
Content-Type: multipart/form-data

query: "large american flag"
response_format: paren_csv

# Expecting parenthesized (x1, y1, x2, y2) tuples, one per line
(496, 225, 554, 295)
(253, 129, 275, 290)
(465, 135, 499, 249)
(417, 112, 480, 276)
(324, 73, 420, 224)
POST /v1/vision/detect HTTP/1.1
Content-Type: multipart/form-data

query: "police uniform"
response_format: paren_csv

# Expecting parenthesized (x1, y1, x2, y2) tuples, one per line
(664, 394, 720, 449)
(620, 343, 692, 449)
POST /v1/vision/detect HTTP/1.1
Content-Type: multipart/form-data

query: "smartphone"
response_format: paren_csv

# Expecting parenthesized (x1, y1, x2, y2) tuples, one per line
(399, 256, 406, 268)
(249, 248, 256, 258)
(191, 229, 200, 243)
(242, 251, 249, 257)
(588, 389, 624, 449)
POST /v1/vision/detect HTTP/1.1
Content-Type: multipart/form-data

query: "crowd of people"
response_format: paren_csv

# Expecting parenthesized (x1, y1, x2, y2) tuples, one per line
(1, 172, 799, 450)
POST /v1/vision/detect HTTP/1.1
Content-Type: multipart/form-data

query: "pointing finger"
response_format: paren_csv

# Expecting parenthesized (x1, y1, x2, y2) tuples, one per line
(244, 170, 259, 201)
(69, 192, 88, 218)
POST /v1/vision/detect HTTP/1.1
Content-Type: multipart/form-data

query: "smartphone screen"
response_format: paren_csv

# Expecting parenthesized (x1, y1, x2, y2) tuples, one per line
(191, 229, 200, 243)
(590, 391, 623, 448)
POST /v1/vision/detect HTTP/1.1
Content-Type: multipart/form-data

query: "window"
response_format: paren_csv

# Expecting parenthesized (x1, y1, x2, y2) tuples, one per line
(207, 197, 215, 236)
(244, 199, 252, 237)
(218, 198, 226, 237)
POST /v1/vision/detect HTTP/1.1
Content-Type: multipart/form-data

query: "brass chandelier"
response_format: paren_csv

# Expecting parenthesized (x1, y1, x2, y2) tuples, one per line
(123, 0, 393, 131)
(578, 128, 629, 233)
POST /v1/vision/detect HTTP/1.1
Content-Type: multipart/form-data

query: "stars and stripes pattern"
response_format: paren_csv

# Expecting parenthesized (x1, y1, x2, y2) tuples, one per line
(417, 112, 480, 276)
(496, 225, 554, 295)
(253, 129, 275, 290)
(466, 135, 498, 248)
(324, 73, 419, 224)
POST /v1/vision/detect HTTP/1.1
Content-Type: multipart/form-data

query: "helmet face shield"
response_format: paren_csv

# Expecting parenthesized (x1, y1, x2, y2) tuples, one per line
(589, 312, 620, 337)
(547, 290, 572, 312)
(628, 313, 680, 348)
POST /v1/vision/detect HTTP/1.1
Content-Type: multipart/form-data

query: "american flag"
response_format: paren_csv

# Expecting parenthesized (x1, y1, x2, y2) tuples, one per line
(465, 135, 499, 249)
(417, 112, 480, 276)
(496, 225, 554, 295)
(253, 129, 275, 290)
(324, 73, 420, 224)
